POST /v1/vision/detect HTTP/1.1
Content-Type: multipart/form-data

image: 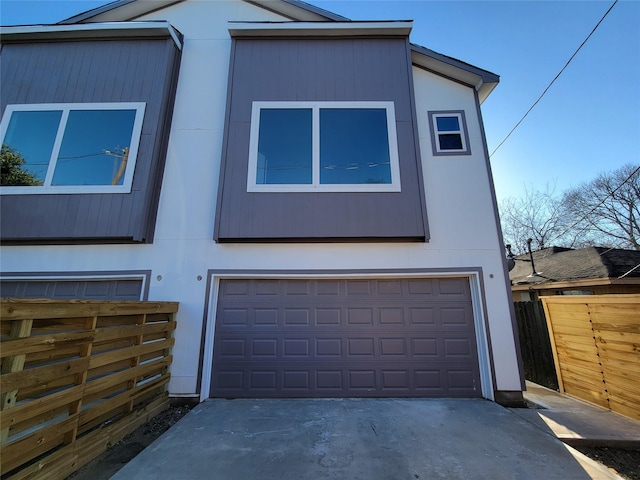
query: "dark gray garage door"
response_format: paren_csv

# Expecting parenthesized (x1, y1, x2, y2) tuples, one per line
(0, 279, 143, 300)
(211, 278, 482, 398)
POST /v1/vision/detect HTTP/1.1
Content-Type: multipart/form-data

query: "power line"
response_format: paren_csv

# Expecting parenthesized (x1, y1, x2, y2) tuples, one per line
(489, 0, 619, 158)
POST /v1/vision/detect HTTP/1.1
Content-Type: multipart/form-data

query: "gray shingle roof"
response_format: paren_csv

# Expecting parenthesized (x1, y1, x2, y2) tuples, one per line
(509, 246, 640, 286)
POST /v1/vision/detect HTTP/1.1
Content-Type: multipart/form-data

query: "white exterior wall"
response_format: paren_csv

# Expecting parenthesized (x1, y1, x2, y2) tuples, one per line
(0, 0, 522, 397)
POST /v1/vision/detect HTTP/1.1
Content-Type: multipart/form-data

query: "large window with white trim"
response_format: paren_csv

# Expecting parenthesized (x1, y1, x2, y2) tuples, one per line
(247, 101, 401, 192)
(0, 103, 145, 194)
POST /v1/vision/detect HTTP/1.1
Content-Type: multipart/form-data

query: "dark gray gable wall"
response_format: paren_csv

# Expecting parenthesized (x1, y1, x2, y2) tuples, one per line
(215, 36, 428, 242)
(0, 35, 181, 243)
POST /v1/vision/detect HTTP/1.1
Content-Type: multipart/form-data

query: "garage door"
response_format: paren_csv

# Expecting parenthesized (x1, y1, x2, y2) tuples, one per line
(211, 278, 482, 398)
(0, 279, 143, 300)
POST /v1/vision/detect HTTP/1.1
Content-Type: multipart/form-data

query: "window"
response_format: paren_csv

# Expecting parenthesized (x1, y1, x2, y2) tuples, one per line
(0, 103, 145, 194)
(247, 102, 401, 192)
(428, 110, 471, 156)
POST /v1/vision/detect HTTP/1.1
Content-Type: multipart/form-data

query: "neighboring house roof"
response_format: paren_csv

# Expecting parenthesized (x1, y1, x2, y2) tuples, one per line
(509, 246, 640, 291)
(56, 0, 499, 102)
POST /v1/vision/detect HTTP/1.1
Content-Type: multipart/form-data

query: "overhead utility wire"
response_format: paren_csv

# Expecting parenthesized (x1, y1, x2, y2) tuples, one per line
(489, 0, 619, 158)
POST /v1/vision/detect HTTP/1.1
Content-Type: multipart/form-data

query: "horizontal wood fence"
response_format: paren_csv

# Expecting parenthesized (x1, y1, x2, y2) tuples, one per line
(0, 299, 178, 480)
(514, 301, 559, 391)
(541, 295, 640, 421)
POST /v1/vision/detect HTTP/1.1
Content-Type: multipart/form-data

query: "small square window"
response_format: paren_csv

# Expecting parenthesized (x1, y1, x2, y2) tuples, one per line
(428, 111, 471, 156)
(0, 103, 145, 194)
(247, 101, 401, 192)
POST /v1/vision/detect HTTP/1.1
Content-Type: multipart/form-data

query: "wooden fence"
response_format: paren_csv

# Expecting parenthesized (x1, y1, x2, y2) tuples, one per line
(0, 299, 178, 480)
(513, 301, 558, 391)
(541, 295, 640, 421)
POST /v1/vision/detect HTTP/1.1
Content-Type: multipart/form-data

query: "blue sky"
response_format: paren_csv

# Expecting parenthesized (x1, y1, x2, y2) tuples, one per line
(1, 0, 638, 203)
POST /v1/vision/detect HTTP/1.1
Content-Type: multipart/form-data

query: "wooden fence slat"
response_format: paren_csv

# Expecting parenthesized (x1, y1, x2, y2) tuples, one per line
(2, 385, 85, 434)
(78, 373, 170, 429)
(0, 299, 177, 480)
(4, 443, 76, 480)
(542, 294, 640, 422)
(93, 321, 176, 343)
(84, 356, 172, 399)
(1, 358, 90, 392)
(1, 331, 95, 359)
(1, 300, 178, 321)
(88, 338, 175, 370)
(1, 415, 78, 475)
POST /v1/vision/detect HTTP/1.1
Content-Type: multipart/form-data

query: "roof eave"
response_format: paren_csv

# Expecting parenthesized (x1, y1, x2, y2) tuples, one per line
(228, 21, 412, 38)
(410, 44, 499, 102)
(0, 21, 183, 49)
(58, 0, 344, 24)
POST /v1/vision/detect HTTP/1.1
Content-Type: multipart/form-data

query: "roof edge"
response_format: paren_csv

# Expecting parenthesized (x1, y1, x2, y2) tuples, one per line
(410, 43, 499, 102)
(0, 21, 183, 48)
(58, 0, 345, 24)
(229, 21, 412, 38)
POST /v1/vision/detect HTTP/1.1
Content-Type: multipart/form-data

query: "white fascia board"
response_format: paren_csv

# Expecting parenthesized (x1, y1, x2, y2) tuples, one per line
(246, 0, 348, 21)
(229, 21, 413, 38)
(0, 21, 183, 49)
(411, 46, 499, 102)
(59, 0, 183, 24)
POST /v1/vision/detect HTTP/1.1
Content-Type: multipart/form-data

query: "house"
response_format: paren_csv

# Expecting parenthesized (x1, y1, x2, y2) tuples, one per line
(0, 0, 524, 405)
(509, 246, 640, 301)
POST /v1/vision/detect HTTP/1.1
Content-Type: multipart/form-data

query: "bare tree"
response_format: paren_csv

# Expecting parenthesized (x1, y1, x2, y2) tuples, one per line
(563, 163, 640, 250)
(499, 184, 575, 254)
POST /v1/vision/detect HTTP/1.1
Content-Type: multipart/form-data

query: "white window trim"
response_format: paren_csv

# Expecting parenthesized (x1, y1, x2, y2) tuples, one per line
(247, 101, 401, 193)
(428, 110, 471, 156)
(0, 102, 146, 194)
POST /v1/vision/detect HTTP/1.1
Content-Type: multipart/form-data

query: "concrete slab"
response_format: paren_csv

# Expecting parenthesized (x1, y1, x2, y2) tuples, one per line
(516, 382, 640, 447)
(110, 398, 611, 480)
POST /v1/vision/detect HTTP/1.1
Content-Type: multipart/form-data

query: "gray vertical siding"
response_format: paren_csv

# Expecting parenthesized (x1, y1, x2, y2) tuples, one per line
(215, 37, 428, 242)
(0, 36, 181, 243)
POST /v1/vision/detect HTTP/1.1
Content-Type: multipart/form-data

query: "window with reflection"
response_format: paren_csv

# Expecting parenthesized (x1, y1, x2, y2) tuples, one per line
(248, 101, 400, 192)
(428, 111, 471, 156)
(0, 103, 145, 193)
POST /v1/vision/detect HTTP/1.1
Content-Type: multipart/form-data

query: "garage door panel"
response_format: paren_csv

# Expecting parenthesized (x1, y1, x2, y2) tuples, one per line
(217, 305, 474, 330)
(211, 278, 481, 398)
(212, 364, 479, 397)
(215, 333, 477, 362)
(284, 308, 311, 325)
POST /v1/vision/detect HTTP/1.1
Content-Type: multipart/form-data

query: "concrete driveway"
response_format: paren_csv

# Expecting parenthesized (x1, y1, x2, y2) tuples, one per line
(111, 398, 608, 480)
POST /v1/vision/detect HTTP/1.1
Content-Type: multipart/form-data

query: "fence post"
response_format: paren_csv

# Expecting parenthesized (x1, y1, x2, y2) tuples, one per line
(1, 319, 34, 443)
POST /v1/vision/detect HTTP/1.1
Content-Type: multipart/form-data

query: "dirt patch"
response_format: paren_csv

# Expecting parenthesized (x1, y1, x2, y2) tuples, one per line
(573, 446, 640, 480)
(67, 403, 193, 480)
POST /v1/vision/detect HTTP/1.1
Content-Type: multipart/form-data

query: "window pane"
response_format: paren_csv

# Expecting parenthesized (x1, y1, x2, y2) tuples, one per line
(436, 116, 460, 132)
(257, 109, 312, 184)
(438, 133, 463, 150)
(51, 109, 137, 186)
(2, 110, 62, 185)
(320, 109, 391, 185)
